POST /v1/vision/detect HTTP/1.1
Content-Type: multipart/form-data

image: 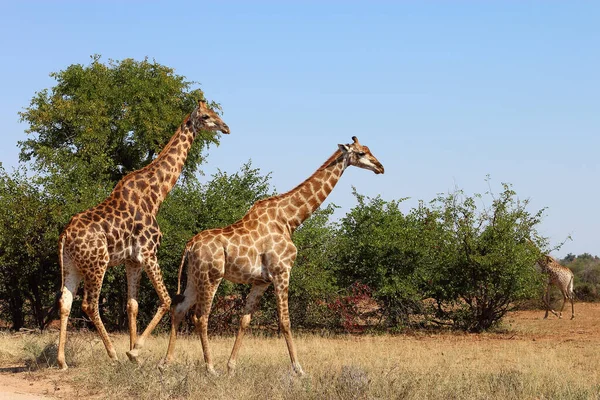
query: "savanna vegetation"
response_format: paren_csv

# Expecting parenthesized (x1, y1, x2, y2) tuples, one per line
(3, 303, 600, 399)
(0, 56, 595, 342)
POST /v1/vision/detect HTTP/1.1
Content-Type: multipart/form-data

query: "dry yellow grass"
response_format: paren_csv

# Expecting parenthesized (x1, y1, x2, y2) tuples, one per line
(2, 303, 600, 399)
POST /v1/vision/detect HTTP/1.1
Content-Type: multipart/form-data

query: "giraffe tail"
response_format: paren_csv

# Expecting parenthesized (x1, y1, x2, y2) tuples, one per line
(42, 233, 67, 331)
(172, 244, 190, 306)
(568, 274, 576, 300)
(58, 232, 66, 291)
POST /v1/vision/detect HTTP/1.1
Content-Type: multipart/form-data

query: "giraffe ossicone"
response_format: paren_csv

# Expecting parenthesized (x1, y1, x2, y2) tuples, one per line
(164, 136, 384, 376)
(56, 100, 229, 370)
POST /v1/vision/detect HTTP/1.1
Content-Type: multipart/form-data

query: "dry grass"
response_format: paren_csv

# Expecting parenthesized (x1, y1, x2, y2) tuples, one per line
(2, 304, 600, 399)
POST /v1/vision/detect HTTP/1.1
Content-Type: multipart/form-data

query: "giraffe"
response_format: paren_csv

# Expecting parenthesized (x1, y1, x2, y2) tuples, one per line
(56, 100, 230, 370)
(163, 136, 384, 376)
(537, 255, 575, 319)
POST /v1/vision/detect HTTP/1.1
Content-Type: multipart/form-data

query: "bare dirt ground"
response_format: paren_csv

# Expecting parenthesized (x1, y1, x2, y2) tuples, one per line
(0, 302, 598, 399)
(0, 368, 73, 399)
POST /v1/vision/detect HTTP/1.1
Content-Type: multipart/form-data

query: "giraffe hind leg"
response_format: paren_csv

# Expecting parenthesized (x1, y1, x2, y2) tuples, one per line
(196, 274, 223, 376)
(570, 296, 575, 320)
(558, 294, 566, 319)
(125, 262, 143, 351)
(568, 276, 575, 319)
(57, 258, 82, 370)
(164, 281, 197, 365)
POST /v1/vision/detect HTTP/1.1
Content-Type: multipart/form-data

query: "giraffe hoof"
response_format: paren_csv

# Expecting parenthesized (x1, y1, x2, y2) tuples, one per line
(206, 366, 219, 377)
(292, 363, 305, 377)
(158, 360, 169, 372)
(227, 365, 236, 377)
(126, 350, 140, 364)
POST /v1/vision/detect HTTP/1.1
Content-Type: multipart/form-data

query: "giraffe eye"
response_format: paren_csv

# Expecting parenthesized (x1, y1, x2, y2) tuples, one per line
(202, 114, 211, 120)
(357, 152, 366, 157)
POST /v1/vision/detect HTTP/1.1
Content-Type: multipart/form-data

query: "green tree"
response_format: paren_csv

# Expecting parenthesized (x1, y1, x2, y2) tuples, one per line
(197, 161, 274, 231)
(334, 189, 423, 327)
(288, 204, 339, 328)
(19, 55, 220, 186)
(419, 183, 545, 331)
(0, 167, 61, 329)
(332, 183, 546, 332)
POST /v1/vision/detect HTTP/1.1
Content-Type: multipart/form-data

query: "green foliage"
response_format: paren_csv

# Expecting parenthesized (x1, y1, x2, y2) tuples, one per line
(420, 183, 545, 331)
(334, 189, 423, 326)
(289, 204, 339, 328)
(330, 182, 546, 332)
(0, 167, 61, 329)
(196, 161, 273, 230)
(18, 55, 219, 186)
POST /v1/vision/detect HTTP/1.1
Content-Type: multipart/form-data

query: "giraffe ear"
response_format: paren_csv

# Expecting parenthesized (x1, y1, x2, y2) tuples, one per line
(338, 144, 350, 153)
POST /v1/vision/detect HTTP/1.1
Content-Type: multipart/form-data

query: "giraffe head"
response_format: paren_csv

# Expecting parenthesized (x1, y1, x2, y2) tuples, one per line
(537, 254, 553, 271)
(338, 136, 385, 174)
(190, 100, 230, 135)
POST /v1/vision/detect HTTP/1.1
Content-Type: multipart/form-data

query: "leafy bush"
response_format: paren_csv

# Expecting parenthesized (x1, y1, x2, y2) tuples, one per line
(416, 183, 545, 331)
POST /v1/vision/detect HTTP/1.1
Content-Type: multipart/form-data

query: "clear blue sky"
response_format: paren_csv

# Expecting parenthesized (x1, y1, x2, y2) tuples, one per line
(1, 2, 598, 257)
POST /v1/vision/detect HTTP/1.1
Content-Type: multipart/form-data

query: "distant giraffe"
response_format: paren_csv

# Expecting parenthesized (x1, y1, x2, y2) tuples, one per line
(57, 100, 230, 370)
(164, 136, 384, 376)
(538, 255, 575, 319)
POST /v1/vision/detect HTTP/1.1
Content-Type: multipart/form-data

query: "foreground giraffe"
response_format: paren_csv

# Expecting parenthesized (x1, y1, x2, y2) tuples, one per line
(57, 100, 230, 370)
(164, 136, 384, 375)
(538, 255, 575, 319)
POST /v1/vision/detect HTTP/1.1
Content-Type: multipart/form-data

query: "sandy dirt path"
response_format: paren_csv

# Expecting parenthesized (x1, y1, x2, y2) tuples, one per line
(0, 367, 73, 399)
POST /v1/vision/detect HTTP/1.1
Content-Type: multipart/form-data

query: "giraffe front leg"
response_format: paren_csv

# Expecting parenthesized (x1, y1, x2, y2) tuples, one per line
(558, 294, 567, 319)
(542, 285, 558, 319)
(272, 273, 304, 376)
(127, 256, 171, 363)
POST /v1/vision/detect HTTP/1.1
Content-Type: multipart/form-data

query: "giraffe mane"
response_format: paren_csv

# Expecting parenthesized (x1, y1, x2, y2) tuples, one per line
(278, 150, 343, 198)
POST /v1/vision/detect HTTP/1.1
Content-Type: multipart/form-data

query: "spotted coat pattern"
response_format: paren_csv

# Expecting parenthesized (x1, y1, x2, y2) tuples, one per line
(56, 101, 229, 370)
(538, 255, 575, 319)
(164, 136, 384, 376)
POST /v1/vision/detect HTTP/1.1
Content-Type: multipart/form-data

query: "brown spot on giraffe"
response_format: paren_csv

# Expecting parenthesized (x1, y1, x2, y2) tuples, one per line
(164, 136, 384, 376)
(56, 100, 229, 370)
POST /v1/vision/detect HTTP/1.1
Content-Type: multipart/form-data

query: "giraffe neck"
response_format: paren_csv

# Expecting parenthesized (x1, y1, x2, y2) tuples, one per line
(279, 150, 346, 231)
(112, 117, 195, 215)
